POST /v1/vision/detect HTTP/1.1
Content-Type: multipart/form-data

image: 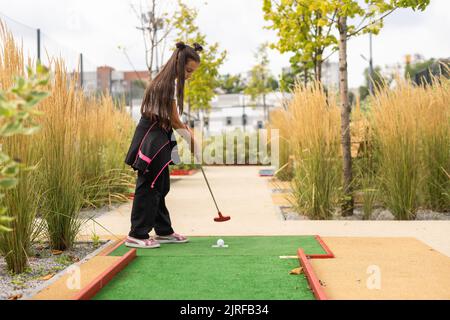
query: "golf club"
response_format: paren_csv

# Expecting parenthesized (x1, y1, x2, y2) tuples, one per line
(200, 166, 231, 222)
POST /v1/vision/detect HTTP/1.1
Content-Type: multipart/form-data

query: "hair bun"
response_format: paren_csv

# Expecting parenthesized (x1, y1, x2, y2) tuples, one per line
(193, 43, 203, 52)
(176, 41, 186, 50)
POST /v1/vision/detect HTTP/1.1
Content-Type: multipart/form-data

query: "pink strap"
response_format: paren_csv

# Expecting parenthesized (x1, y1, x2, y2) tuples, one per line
(172, 233, 187, 240)
(138, 140, 170, 165)
(151, 159, 173, 189)
(138, 150, 151, 164)
(134, 121, 157, 165)
(152, 141, 171, 161)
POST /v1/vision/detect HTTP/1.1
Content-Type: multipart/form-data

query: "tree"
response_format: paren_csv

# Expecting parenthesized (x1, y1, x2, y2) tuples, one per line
(279, 70, 296, 93)
(131, 0, 175, 80)
(263, 0, 338, 82)
(334, 0, 430, 216)
(245, 43, 278, 123)
(263, 0, 430, 216)
(408, 58, 450, 85)
(219, 74, 245, 94)
(173, 0, 227, 124)
(280, 62, 314, 92)
(359, 65, 389, 101)
(405, 57, 435, 79)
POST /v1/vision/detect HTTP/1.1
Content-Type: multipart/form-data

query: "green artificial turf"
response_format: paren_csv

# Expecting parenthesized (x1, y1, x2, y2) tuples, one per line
(93, 256, 314, 300)
(109, 236, 326, 257)
(93, 236, 324, 300)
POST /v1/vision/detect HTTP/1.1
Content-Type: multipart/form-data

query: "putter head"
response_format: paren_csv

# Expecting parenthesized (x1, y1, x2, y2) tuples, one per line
(214, 211, 231, 222)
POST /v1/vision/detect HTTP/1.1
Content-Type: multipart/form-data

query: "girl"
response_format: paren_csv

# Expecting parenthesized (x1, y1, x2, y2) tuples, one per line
(124, 41, 202, 249)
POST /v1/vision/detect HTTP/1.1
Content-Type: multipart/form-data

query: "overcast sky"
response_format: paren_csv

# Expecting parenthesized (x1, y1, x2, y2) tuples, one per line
(0, 0, 448, 88)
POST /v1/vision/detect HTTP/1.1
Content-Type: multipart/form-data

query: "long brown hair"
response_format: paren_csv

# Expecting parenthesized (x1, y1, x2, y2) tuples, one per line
(141, 41, 203, 131)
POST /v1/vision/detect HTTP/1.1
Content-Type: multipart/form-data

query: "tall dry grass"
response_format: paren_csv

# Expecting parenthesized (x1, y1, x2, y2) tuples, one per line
(268, 108, 293, 180)
(32, 60, 86, 250)
(273, 83, 342, 219)
(0, 142, 46, 273)
(79, 95, 135, 208)
(0, 21, 135, 269)
(0, 22, 46, 273)
(418, 79, 450, 211)
(369, 77, 450, 219)
(34, 59, 135, 250)
(351, 96, 379, 219)
(269, 74, 449, 220)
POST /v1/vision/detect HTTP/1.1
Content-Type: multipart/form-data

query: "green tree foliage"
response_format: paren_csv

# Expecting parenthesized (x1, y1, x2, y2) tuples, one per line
(245, 44, 279, 96)
(263, 0, 338, 82)
(219, 74, 245, 94)
(245, 43, 279, 122)
(173, 0, 226, 113)
(280, 63, 314, 92)
(405, 58, 435, 79)
(359, 65, 390, 100)
(263, 0, 430, 84)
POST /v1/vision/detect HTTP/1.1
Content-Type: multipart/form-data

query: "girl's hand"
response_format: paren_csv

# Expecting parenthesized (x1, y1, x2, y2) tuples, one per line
(179, 124, 201, 163)
(187, 128, 201, 162)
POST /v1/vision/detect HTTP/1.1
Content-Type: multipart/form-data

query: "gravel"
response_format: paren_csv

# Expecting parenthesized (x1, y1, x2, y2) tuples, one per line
(415, 209, 450, 220)
(0, 241, 106, 300)
(280, 206, 450, 221)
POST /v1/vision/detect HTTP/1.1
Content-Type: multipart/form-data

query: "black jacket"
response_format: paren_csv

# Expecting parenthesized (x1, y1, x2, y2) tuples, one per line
(124, 116, 180, 176)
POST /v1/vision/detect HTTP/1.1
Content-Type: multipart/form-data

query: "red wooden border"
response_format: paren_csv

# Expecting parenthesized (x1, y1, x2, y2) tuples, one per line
(72, 249, 136, 300)
(99, 239, 126, 256)
(307, 235, 335, 259)
(170, 169, 197, 176)
(297, 248, 328, 300)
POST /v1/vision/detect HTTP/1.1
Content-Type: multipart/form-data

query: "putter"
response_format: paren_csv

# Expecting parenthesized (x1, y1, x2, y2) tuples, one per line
(200, 166, 231, 222)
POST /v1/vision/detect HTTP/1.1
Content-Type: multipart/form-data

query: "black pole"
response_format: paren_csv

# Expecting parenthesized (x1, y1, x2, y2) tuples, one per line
(80, 53, 84, 89)
(242, 95, 246, 133)
(37, 28, 41, 62)
(109, 68, 112, 94)
(369, 33, 374, 95)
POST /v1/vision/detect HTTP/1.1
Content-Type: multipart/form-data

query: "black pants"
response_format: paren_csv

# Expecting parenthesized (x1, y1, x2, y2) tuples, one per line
(128, 165, 174, 239)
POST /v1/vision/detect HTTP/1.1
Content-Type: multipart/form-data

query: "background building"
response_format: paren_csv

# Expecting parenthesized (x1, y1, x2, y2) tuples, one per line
(127, 91, 290, 135)
(321, 61, 339, 89)
(82, 66, 149, 107)
(81, 65, 291, 134)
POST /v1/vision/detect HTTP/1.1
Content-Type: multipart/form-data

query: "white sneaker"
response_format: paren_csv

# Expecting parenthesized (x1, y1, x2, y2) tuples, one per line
(154, 233, 189, 244)
(125, 236, 160, 249)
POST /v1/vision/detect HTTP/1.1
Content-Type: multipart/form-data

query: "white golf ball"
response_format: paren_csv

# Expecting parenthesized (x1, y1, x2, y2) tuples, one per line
(217, 239, 225, 247)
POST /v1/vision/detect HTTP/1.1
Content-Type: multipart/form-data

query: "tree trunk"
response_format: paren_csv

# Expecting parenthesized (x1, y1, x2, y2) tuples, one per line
(314, 60, 322, 83)
(147, 0, 156, 81)
(338, 14, 354, 217)
(263, 93, 267, 122)
(317, 59, 322, 83)
(304, 66, 308, 87)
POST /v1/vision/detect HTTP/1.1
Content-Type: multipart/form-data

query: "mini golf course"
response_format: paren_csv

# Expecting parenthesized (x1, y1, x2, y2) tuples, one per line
(86, 236, 332, 300)
(31, 234, 450, 300)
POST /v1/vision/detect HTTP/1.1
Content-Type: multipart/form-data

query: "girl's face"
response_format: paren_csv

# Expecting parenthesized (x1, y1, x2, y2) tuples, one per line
(185, 59, 200, 80)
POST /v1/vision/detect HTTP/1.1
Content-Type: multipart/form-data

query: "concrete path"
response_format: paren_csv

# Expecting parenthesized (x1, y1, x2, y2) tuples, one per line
(79, 166, 450, 257)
